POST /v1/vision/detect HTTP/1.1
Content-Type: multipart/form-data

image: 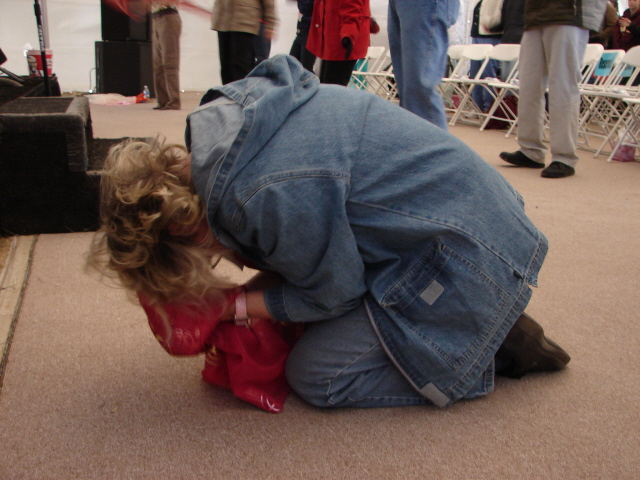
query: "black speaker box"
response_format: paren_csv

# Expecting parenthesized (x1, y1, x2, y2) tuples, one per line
(95, 41, 154, 97)
(100, 1, 150, 42)
(0, 97, 100, 234)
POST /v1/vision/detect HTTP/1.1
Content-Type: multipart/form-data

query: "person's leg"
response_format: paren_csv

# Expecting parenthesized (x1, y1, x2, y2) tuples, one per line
(217, 31, 232, 85)
(286, 304, 432, 407)
(286, 304, 492, 408)
(477, 37, 501, 111)
(469, 37, 484, 109)
(253, 22, 271, 64)
(229, 31, 257, 83)
(544, 24, 588, 168)
(387, 0, 404, 97)
(387, 0, 460, 129)
(161, 13, 181, 110)
(152, 17, 168, 108)
(299, 31, 317, 72)
(318, 59, 357, 86)
(516, 27, 549, 163)
(289, 34, 302, 60)
(218, 31, 256, 84)
(289, 31, 316, 72)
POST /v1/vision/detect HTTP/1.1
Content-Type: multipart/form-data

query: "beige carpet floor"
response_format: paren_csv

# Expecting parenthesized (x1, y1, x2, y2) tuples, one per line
(0, 91, 639, 479)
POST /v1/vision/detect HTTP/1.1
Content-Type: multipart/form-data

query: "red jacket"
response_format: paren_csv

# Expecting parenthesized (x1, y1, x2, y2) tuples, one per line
(306, 0, 371, 61)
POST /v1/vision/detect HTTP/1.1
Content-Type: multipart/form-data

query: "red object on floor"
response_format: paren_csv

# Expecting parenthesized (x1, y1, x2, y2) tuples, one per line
(139, 289, 302, 413)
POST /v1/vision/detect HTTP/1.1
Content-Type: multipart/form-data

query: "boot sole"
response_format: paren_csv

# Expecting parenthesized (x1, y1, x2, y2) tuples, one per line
(497, 313, 571, 378)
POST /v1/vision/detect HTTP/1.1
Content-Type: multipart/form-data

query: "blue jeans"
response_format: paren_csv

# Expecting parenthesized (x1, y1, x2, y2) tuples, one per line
(387, 0, 460, 130)
(470, 36, 501, 112)
(286, 303, 494, 408)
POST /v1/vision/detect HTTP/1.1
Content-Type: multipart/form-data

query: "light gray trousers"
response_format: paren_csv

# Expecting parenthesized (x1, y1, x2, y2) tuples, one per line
(517, 25, 588, 167)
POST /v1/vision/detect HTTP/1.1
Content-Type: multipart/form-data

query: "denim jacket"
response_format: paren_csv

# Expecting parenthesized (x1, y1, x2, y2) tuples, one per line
(186, 55, 548, 407)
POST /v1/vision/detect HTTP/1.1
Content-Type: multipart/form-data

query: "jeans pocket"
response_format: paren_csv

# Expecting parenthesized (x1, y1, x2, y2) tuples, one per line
(382, 242, 510, 370)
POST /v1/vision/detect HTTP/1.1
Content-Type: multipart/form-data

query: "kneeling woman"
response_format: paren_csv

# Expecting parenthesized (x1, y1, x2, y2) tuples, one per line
(89, 55, 569, 412)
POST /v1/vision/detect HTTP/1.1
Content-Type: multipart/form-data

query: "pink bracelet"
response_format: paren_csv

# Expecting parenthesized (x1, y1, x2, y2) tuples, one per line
(234, 287, 251, 327)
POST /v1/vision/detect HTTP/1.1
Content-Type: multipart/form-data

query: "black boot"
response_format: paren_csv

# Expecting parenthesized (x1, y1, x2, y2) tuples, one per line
(496, 313, 571, 379)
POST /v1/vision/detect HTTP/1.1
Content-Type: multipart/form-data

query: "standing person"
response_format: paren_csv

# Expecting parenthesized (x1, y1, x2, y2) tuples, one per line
(387, 0, 459, 129)
(613, 0, 640, 51)
(306, 0, 371, 86)
(470, 0, 502, 113)
(211, 0, 277, 84)
(590, 1, 618, 48)
(497, 0, 525, 45)
(289, 0, 317, 72)
(151, 1, 182, 110)
(90, 55, 570, 411)
(492, 0, 525, 81)
(499, 0, 607, 178)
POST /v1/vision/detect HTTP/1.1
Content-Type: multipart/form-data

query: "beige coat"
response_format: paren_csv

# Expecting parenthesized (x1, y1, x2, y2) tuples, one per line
(211, 0, 277, 35)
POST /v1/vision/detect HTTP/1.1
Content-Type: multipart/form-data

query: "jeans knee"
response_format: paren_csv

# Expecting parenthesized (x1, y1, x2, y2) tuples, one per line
(285, 346, 334, 408)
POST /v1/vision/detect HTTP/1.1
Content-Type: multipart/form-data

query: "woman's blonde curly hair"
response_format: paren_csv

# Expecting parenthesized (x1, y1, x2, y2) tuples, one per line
(87, 138, 235, 310)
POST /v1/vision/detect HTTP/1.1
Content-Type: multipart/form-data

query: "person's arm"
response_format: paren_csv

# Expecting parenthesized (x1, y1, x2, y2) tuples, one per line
(259, 0, 278, 40)
(228, 174, 368, 324)
(628, 20, 640, 37)
(600, 4, 619, 43)
(338, 0, 367, 56)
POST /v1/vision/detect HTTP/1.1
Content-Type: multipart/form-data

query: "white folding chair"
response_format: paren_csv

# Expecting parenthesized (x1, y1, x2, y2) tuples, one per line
(574, 46, 640, 157)
(449, 44, 521, 127)
(579, 43, 606, 86)
(441, 44, 495, 126)
(449, 43, 520, 134)
(440, 45, 474, 115)
(349, 46, 391, 91)
(577, 49, 625, 151)
(590, 46, 640, 160)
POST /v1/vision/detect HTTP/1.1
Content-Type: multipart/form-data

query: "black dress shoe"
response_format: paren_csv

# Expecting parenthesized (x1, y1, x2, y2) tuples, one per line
(496, 313, 571, 379)
(153, 105, 165, 110)
(541, 161, 575, 178)
(499, 151, 545, 168)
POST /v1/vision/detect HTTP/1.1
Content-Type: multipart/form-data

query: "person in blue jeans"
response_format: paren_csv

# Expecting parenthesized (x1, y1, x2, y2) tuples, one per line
(387, 0, 460, 129)
(91, 55, 570, 409)
(470, 0, 502, 112)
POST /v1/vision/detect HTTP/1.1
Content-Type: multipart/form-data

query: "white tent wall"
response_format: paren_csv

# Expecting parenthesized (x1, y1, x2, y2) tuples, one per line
(1, 0, 479, 94)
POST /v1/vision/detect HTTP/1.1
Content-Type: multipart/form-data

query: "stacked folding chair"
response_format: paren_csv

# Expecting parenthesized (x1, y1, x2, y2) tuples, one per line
(578, 46, 640, 158)
(477, 47, 522, 137)
(440, 44, 474, 118)
(441, 44, 495, 126)
(348, 46, 397, 102)
(577, 46, 622, 152)
(591, 46, 640, 162)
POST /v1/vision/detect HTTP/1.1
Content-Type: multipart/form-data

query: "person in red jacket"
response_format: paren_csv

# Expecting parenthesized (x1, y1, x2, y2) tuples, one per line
(613, 0, 640, 52)
(306, 0, 372, 85)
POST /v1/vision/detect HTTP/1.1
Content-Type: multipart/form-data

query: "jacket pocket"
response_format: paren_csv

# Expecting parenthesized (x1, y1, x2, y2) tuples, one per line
(381, 241, 510, 369)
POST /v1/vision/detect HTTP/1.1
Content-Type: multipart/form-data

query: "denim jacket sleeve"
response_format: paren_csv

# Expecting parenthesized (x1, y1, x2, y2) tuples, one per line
(232, 172, 367, 323)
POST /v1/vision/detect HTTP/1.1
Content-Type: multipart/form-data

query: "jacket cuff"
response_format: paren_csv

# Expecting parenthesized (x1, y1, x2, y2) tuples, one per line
(264, 285, 292, 322)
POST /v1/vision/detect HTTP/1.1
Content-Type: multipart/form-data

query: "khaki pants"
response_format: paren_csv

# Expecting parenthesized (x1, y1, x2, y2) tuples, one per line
(152, 11, 182, 109)
(517, 25, 588, 167)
